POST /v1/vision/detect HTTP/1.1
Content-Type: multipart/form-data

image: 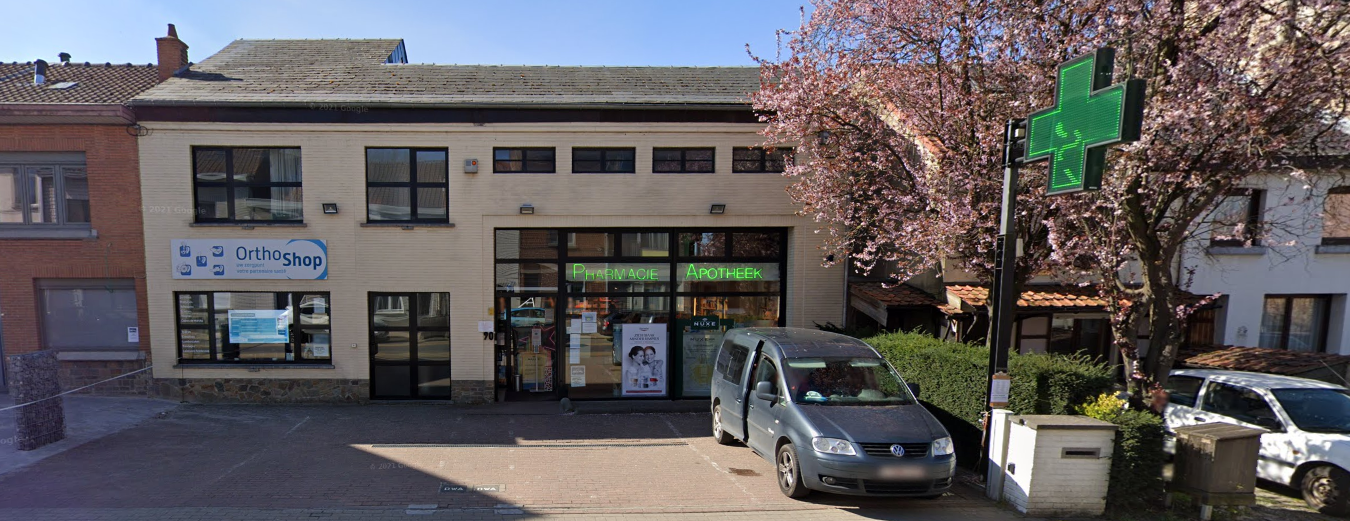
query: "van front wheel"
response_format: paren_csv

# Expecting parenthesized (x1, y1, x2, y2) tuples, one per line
(712, 405, 734, 445)
(777, 443, 811, 499)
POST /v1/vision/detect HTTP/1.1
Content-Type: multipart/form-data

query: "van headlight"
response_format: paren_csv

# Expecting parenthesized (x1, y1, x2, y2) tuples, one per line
(812, 437, 857, 456)
(932, 437, 954, 457)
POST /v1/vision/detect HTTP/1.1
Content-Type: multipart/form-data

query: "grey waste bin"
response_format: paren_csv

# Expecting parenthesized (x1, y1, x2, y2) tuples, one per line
(1172, 423, 1264, 515)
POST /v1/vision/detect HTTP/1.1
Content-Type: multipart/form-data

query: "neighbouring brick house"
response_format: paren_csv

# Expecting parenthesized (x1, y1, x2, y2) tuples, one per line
(0, 25, 189, 395)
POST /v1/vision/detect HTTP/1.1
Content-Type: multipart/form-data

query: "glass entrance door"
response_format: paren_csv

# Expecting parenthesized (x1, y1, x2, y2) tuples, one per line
(499, 295, 558, 400)
(369, 293, 451, 399)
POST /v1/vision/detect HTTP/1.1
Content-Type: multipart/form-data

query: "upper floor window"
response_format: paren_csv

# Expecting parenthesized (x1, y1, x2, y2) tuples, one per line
(1210, 188, 1262, 247)
(1260, 295, 1332, 352)
(0, 153, 88, 226)
(732, 147, 793, 173)
(1323, 186, 1350, 245)
(653, 148, 715, 173)
(366, 148, 449, 223)
(494, 148, 555, 173)
(193, 147, 302, 222)
(572, 148, 636, 174)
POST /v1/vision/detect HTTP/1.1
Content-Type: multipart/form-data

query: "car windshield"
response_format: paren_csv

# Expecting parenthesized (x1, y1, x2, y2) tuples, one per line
(782, 357, 915, 406)
(1272, 388, 1350, 433)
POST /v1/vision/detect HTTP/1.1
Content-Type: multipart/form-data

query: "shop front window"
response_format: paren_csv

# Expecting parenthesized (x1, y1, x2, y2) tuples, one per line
(175, 291, 330, 363)
(494, 228, 787, 400)
(564, 295, 670, 399)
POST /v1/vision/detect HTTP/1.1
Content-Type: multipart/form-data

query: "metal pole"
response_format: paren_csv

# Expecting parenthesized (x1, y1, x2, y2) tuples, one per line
(981, 118, 1024, 476)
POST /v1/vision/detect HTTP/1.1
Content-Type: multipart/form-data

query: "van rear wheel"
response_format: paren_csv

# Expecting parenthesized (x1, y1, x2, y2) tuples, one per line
(712, 405, 734, 445)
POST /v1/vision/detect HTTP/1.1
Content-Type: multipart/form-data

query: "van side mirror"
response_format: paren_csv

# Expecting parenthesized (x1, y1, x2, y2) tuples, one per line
(907, 383, 921, 400)
(754, 381, 777, 401)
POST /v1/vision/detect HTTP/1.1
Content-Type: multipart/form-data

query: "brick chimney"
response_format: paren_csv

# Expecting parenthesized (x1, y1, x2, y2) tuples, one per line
(155, 23, 188, 82)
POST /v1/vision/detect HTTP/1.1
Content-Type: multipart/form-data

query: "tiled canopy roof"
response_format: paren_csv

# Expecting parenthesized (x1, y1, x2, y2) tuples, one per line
(0, 62, 160, 104)
(1184, 346, 1350, 376)
(946, 284, 1109, 309)
(852, 282, 943, 307)
(133, 39, 761, 107)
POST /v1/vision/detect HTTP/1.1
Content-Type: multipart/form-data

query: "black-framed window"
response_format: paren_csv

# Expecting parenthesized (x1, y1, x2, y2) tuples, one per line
(366, 148, 449, 223)
(731, 147, 792, 173)
(653, 148, 715, 173)
(1323, 186, 1350, 245)
(175, 291, 330, 363)
(1210, 188, 1263, 247)
(0, 153, 89, 226)
(369, 292, 452, 399)
(193, 147, 303, 222)
(572, 148, 636, 174)
(1259, 294, 1333, 352)
(494, 147, 555, 173)
(39, 278, 138, 350)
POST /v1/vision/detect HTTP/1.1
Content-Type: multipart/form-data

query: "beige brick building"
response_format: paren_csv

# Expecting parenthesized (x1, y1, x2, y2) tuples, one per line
(129, 39, 843, 403)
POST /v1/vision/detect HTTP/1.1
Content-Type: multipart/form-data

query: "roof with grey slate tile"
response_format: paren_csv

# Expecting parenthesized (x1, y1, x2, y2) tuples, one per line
(0, 61, 160, 104)
(132, 39, 762, 108)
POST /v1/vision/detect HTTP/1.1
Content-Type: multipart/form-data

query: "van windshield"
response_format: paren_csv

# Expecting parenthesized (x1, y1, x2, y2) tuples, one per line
(782, 357, 915, 406)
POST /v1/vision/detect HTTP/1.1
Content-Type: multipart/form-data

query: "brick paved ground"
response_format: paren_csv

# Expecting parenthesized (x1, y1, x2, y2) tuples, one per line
(0, 402, 1033, 521)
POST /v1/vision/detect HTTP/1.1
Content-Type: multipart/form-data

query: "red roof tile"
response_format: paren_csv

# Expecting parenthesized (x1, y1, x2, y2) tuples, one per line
(851, 282, 943, 307)
(1184, 346, 1350, 375)
(947, 284, 1109, 309)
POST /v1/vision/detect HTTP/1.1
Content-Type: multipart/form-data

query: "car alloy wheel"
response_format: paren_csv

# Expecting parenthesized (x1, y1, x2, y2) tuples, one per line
(775, 443, 810, 498)
(712, 406, 733, 445)
(778, 449, 795, 489)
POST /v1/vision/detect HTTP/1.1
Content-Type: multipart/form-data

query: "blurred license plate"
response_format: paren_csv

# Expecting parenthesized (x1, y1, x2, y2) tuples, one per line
(879, 464, 925, 479)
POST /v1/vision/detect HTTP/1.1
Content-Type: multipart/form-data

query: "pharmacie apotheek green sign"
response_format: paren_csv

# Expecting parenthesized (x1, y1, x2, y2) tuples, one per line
(1025, 48, 1145, 195)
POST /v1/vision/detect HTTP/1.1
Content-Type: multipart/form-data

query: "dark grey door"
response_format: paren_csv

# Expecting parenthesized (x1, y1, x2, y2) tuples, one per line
(745, 354, 781, 455)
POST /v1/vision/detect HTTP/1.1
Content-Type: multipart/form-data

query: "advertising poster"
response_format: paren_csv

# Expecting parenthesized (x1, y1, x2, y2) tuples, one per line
(681, 316, 723, 396)
(172, 239, 328, 279)
(621, 324, 667, 396)
(228, 309, 290, 343)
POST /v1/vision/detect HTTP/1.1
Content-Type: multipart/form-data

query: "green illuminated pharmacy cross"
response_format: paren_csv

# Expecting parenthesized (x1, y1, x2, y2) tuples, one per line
(1025, 48, 1145, 195)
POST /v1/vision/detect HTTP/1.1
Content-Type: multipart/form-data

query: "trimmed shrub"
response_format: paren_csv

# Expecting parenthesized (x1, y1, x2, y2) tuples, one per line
(865, 331, 1114, 468)
(1077, 393, 1167, 512)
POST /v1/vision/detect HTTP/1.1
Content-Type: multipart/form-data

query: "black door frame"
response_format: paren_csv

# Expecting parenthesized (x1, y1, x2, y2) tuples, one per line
(498, 293, 561, 401)
(368, 292, 452, 400)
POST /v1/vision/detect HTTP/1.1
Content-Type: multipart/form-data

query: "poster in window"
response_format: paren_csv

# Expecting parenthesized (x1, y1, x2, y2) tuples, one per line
(621, 324, 667, 396)
(681, 316, 723, 396)
(228, 309, 290, 343)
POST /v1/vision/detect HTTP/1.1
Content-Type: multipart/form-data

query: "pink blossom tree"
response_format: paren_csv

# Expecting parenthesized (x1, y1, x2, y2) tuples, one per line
(755, 0, 1350, 391)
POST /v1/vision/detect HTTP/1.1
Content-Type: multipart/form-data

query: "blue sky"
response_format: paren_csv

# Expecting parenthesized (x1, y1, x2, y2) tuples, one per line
(0, 1, 811, 66)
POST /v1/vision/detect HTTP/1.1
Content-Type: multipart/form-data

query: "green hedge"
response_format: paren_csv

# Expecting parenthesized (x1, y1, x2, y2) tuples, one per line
(1077, 394, 1167, 512)
(866, 332, 1115, 468)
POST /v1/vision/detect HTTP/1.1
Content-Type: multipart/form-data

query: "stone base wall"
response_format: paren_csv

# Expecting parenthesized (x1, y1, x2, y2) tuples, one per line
(7, 351, 65, 450)
(59, 359, 152, 396)
(451, 380, 495, 404)
(154, 378, 370, 404)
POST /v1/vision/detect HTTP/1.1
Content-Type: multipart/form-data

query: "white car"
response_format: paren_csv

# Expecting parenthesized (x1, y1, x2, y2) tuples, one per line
(1163, 368, 1350, 516)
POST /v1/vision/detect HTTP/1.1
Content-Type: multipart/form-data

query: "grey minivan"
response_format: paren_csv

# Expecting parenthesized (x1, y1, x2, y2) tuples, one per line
(710, 327, 955, 498)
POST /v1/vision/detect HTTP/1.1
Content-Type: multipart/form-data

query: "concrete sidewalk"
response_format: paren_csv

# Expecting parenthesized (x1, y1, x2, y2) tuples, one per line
(0, 394, 177, 476)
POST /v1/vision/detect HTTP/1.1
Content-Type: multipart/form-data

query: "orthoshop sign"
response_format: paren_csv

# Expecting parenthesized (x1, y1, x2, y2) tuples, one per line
(172, 239, 328, 279)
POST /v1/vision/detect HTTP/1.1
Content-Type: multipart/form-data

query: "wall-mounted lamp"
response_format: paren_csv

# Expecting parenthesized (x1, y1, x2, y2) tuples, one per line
(709, 204, 726, 215)
(322, 203, 339, 214)
(519, 204, 535, 215)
